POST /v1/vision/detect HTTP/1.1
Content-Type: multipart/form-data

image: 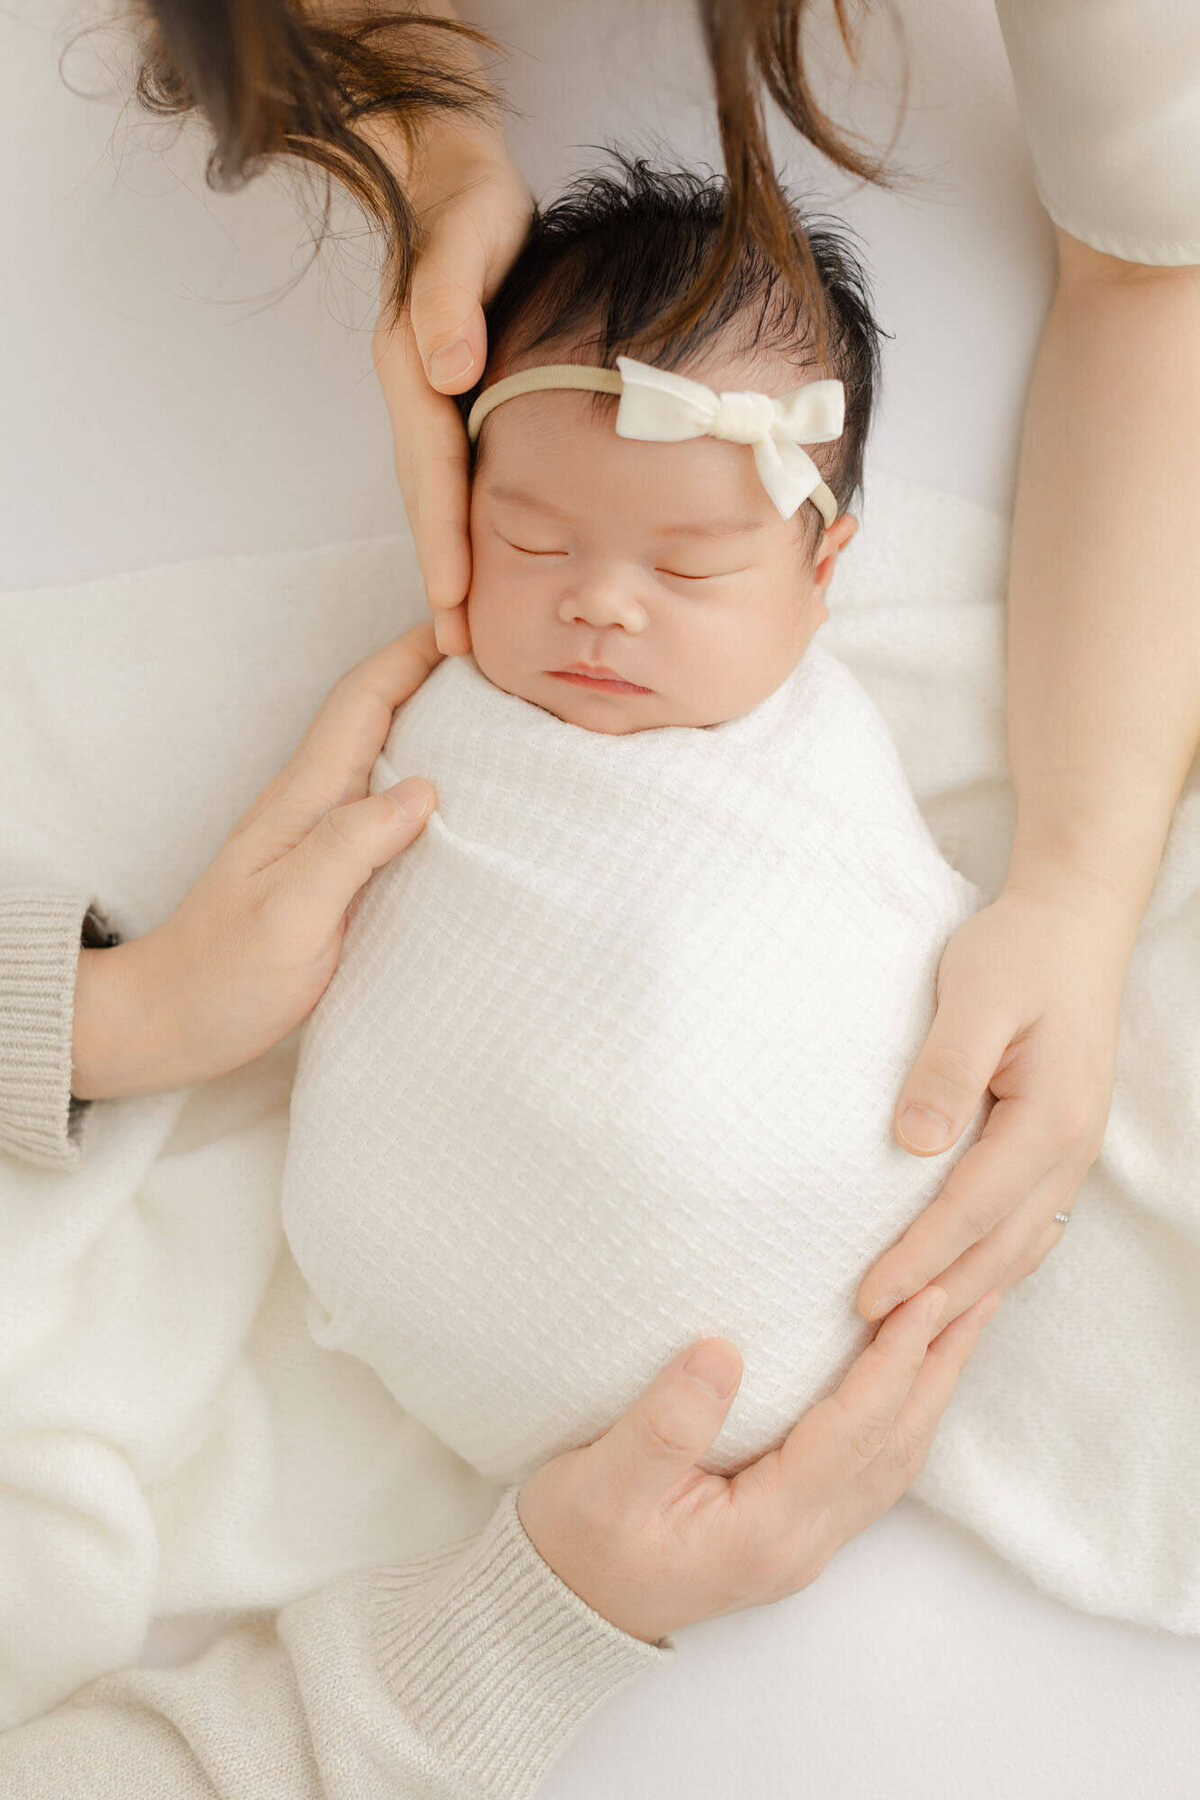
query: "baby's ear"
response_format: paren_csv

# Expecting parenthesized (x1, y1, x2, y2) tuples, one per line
(826, 512, 858, 555)
(812, 511, 858, 595)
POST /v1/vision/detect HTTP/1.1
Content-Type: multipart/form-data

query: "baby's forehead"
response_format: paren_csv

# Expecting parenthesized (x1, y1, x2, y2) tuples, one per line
(474, 396, 770, 527)
(470, 342, 805, 510)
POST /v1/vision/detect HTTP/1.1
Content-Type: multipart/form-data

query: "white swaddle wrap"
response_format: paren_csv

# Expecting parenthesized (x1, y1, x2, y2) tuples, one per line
(4, 489, 1198, 1734)
(282, 645, 984, 1483)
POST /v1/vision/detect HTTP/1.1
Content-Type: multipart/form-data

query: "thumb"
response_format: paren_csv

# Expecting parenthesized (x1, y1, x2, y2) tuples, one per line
(895, 988, 1013, 1155)
(407, 208, 492, 392)
(591, 1339, 744, 1514)
(280, 778, 436, 928)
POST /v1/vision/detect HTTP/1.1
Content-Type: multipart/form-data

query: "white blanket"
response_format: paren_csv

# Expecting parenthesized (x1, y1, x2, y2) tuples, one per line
(283, 645, 985, 1481)
(1, 474, 1197, 1733)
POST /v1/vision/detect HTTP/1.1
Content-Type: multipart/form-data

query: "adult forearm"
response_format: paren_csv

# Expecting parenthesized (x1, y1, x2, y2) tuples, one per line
(1004, 236, 1200, 950)
(0, 1486, 663, 1799)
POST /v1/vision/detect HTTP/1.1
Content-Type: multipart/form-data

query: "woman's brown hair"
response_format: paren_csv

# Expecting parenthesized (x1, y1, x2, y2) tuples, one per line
(118, 0, 908, 360)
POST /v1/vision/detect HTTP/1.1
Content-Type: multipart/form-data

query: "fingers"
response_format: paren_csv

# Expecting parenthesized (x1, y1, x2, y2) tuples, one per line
(1016, 1200, 1076, 1279)
(876, 1290, 1001, 1488)
(432, 601, 473, 658)
(858, 1097, 1061, 1321)
(372, 155, 534, 628)
(894, 981, 1017, 1155)
(405, 203, 492, 393)
(774, 1288, 949, 1495)
(272, 779, 437, 936)
(922, 1167, 1083, 1324)
(592, 1338, 744, 1517)
(791, 1286, 1001, 1504)
(372, 153, 536, 633)
(372, 310, 474, 617)
(273, 624, 444, 826)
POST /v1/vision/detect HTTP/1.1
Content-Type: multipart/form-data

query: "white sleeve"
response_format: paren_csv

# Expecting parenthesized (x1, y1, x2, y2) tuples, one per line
(0, 1484, 673, 1800)
(994, 0, 1200, 264)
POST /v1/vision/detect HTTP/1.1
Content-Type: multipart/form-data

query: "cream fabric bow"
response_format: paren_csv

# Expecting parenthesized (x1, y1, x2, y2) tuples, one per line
(614, 355, 844, 523)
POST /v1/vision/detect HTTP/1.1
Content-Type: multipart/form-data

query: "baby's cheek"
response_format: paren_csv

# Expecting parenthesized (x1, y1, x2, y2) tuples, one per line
(463, 575, 506, 670)
(675, 606, 789, 723)
(466, 579, 539, 701)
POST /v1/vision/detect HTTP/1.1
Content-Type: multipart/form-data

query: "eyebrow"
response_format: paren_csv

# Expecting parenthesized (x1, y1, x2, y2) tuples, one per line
(484, 484, 767, 540)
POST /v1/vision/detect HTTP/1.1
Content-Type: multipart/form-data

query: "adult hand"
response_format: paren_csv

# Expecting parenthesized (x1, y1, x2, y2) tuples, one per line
(71, 624, 444, 1101)
(370, 117, 534, 657)
(518, 1283, 1000, 1645)
(856, 879, 1128, 1330)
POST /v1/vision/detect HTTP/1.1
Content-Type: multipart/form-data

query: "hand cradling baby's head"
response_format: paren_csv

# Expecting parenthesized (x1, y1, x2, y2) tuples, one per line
(456, 154, 883, 734)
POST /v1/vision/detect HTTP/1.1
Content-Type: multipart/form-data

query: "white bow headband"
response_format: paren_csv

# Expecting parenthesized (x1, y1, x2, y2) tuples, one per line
(465, 354, 845, 528)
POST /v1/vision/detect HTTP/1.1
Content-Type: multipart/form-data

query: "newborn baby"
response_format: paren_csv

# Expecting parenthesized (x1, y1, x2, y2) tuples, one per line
(282, 158, 986, 1482)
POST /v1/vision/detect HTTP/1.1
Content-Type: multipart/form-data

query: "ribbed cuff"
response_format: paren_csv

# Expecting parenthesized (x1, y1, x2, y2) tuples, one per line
(372, 1483, 675, 1799)
(0, 892, 109, 1171)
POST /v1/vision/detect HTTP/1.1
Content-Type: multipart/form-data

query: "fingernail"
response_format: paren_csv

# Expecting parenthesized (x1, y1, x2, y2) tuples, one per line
(428, 338, 475, 386)
(385, 777, 433, 825)
(897, 1104, 952, 1151)
(684, 1342, 738, 1399)
(868, 1290, 907, 1322)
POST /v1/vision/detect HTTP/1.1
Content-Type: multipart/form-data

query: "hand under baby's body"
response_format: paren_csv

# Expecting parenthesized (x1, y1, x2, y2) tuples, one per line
(64, 620, 1000, 1647)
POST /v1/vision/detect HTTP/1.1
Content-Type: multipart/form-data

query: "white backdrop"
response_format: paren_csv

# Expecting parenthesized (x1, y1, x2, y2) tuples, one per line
(3, 1, 1198, 1795)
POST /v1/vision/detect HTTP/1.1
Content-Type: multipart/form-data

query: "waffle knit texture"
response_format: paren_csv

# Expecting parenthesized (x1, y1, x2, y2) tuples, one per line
(284, 648, 984, 1484)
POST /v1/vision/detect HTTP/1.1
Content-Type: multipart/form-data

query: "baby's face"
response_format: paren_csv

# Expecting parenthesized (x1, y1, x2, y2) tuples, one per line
(465, 357, 858, 734)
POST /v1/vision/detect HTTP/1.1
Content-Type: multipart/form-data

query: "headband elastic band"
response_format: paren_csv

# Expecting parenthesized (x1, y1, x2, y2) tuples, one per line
(466, 358, 843, 529)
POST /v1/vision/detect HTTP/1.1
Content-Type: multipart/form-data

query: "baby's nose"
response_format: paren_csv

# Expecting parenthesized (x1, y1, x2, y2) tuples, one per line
(557, 586, 649, 633)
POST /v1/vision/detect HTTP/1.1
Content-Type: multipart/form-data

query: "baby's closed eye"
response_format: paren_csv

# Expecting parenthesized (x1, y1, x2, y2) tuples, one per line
(656, 565, 751, 581)
(499, 535, 567, 556)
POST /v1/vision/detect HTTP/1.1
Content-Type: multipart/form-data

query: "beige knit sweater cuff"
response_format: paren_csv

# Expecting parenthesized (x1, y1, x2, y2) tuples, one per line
(371, 1481, 675, 1794)
(0, 891, 106, 1172)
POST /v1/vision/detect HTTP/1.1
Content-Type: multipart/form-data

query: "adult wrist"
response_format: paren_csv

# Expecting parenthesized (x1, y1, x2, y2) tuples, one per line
(71, 928, 188, 1102)
(1002, 837, 1144, 957)
(371, 1485, 672, 1796)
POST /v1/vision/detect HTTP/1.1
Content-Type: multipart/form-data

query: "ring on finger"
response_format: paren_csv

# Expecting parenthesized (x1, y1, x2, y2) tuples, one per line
(928, 1180, 1080, 1320)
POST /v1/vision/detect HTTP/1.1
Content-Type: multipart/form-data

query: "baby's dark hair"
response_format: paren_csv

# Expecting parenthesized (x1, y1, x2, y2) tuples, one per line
(457, 151, 887, 558)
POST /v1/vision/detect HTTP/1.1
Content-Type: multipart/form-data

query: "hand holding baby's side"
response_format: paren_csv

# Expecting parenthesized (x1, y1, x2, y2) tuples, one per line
(518, 1286, 1000, 1645)
(859, 870, 1131, 1330)
(370, 120, 534, 656)
(71, 625, 443, 1100)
